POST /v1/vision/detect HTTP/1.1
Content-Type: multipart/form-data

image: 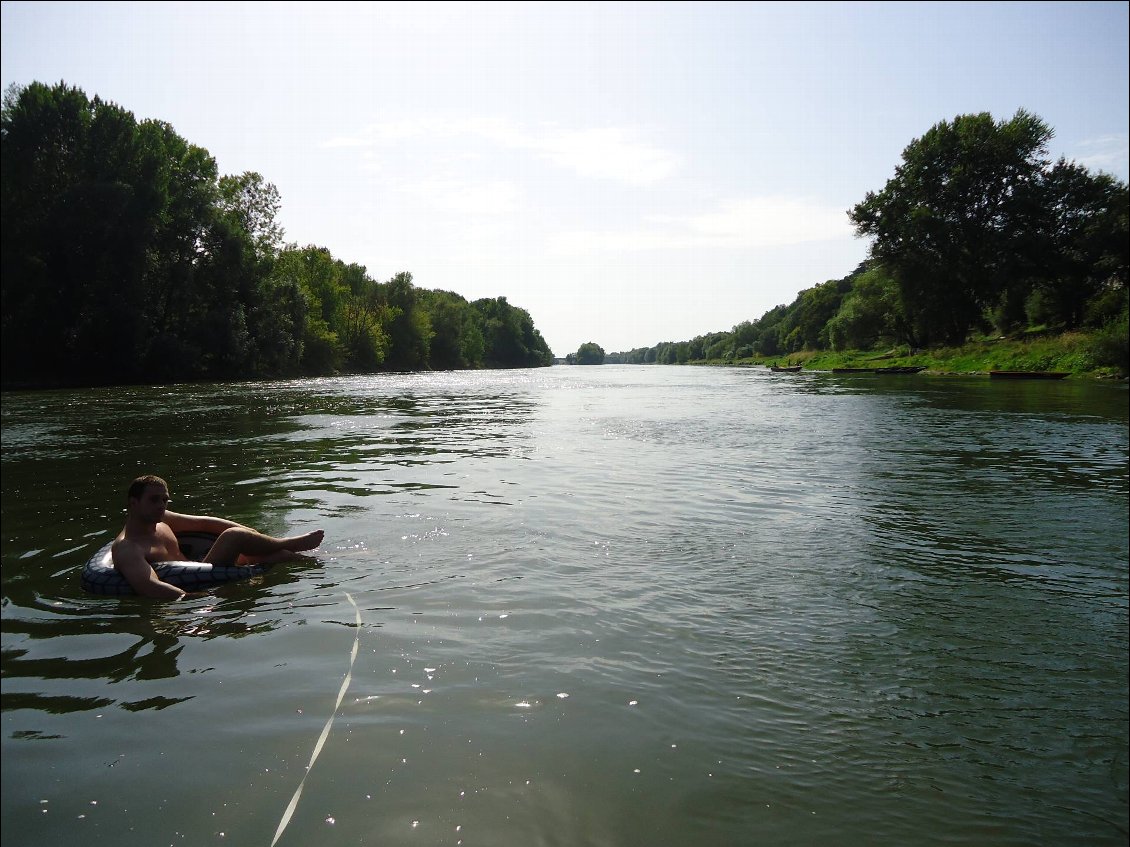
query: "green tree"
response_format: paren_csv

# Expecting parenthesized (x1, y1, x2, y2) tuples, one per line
(825, 264, 902, 350)
(380, 272, 433, 370)
(1027, 161, 1129, 329)
(748, 305, 790, 357)
(218, 171, 284, 260)
(0, 82, 263, 384)
(2, 83, 134, 381)
(419, 289, 485, 369)
(850, 110, 1053, 346)
(575, 342, 605, 364)
(785, 279, 848, 350)
(247, 273, 307, 375)
(269, 246, 347, 373)
(705, 335, 733, 360)
(333, 262, 392, 371)
(475, 296, 553, 367)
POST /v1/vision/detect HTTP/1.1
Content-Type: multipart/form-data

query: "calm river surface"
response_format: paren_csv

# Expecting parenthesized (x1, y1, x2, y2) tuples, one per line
(2, 366, 1127, 847)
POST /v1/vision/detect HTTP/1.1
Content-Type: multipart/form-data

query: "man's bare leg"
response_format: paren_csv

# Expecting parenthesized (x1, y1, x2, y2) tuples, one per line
(203, 527, 324, 566)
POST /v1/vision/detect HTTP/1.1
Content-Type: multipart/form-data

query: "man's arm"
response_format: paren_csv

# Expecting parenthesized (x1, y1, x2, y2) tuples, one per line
(111, 540, 191, 600)
(164, 510, 249, 536)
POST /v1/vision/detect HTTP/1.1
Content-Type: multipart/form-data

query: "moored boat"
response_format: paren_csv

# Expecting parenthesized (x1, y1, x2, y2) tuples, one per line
(831, 368, 874, 374)
(873, 366, 926, 374)
(769, 365, 802, 372)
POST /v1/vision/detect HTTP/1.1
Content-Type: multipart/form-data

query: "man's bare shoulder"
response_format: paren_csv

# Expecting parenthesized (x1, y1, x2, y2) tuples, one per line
(111, 535, 149, 569)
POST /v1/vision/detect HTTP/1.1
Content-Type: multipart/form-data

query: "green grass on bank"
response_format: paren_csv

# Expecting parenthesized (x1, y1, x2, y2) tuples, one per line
(697, 329, 1129, 379)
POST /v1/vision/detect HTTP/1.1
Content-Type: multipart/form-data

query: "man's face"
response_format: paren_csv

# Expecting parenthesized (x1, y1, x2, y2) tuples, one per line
(132, 484, 171, 522)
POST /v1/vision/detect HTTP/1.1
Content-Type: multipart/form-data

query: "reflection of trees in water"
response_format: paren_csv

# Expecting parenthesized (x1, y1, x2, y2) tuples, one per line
(243, 390, 540, 500)
(779, 371, 1127, 420)
(1, 570, 313, 716)
(1, 380, 541, 538)
(1, 620, 187, 716)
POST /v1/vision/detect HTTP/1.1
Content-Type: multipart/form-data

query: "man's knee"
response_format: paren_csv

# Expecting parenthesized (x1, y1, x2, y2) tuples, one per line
(218, 527, 253, 543)
(206, 527, 255, 564)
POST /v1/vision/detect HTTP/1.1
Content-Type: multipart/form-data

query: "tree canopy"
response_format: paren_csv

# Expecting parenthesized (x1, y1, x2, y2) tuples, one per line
(848, 110, 1127, 346)
(1, 81, 554, 388)
(567, 342, 606, 365)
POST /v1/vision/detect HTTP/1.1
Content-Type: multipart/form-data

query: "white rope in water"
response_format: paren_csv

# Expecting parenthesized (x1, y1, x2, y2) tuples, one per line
(270, 592, 361, 847)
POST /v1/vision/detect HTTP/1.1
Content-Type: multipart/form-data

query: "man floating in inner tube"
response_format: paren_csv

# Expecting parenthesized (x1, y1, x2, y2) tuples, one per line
(113, 474, 324, 600)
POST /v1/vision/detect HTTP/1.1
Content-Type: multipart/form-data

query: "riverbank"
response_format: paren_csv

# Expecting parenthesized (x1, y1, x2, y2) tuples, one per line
(701, 330, 1129, 379)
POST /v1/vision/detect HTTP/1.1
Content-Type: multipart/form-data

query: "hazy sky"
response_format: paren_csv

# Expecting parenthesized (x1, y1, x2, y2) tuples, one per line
(3, 1, 1128, 356)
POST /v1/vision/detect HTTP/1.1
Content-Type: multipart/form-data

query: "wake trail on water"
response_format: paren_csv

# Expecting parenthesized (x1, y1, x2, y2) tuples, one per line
(270, 591, 361, 847)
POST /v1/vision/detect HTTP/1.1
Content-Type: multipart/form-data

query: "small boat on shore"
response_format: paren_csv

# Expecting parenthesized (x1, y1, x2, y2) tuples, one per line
(874, 366, 926, 375)
(989, 371, 1069, 380)
(769, 365, 802, 372)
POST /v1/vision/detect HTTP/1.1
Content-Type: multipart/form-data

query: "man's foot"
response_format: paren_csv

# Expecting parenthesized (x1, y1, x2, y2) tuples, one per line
(285, 529, 324, 553)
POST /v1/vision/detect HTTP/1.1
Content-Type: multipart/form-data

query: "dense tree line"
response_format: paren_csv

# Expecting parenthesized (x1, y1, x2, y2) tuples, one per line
(1, 82, 552, 388)
(606, 111, 1127, 368)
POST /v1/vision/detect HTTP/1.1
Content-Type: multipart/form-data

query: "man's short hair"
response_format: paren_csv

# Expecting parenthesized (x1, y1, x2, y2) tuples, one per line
(127, 475, 168, 501)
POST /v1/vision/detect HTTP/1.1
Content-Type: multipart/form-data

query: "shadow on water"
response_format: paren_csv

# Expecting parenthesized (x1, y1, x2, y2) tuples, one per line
(783, 370, 1129, 419)
(1, 552, 324, 716)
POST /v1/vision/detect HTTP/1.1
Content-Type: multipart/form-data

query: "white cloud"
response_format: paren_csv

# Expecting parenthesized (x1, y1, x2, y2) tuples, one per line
(406, 178, 523, 217)
(320, 116, 677, 185)
(320, 135, 371, 149)
(1069, 133, 1130, 176)
(549, 196, 853, 253)
(527, 127, 677, 185)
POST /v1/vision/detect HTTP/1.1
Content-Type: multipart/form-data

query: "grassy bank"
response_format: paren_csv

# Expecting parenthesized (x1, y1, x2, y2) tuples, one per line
(701, 329, 1129, 379)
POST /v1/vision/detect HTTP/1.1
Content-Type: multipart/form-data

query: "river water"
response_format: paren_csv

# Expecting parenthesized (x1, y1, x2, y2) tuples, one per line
(2, 366, 1127, 847)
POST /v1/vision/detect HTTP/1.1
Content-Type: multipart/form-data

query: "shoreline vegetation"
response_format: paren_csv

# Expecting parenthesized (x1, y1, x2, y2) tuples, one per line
(695, 331, 1127, 379)
(574, 329, 1126, 380)
(588, 111, 1128, 380)
(589, 316, 1127, 381)
(4, 84, 1126, 390)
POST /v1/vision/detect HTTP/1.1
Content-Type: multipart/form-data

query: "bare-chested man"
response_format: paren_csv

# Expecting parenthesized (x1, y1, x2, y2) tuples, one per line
(112, 474, 324, 600)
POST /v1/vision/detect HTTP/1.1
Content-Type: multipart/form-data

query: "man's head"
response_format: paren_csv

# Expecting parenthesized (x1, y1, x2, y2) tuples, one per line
(127, 474, 169, 502)
(126, 475, 171, 521)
